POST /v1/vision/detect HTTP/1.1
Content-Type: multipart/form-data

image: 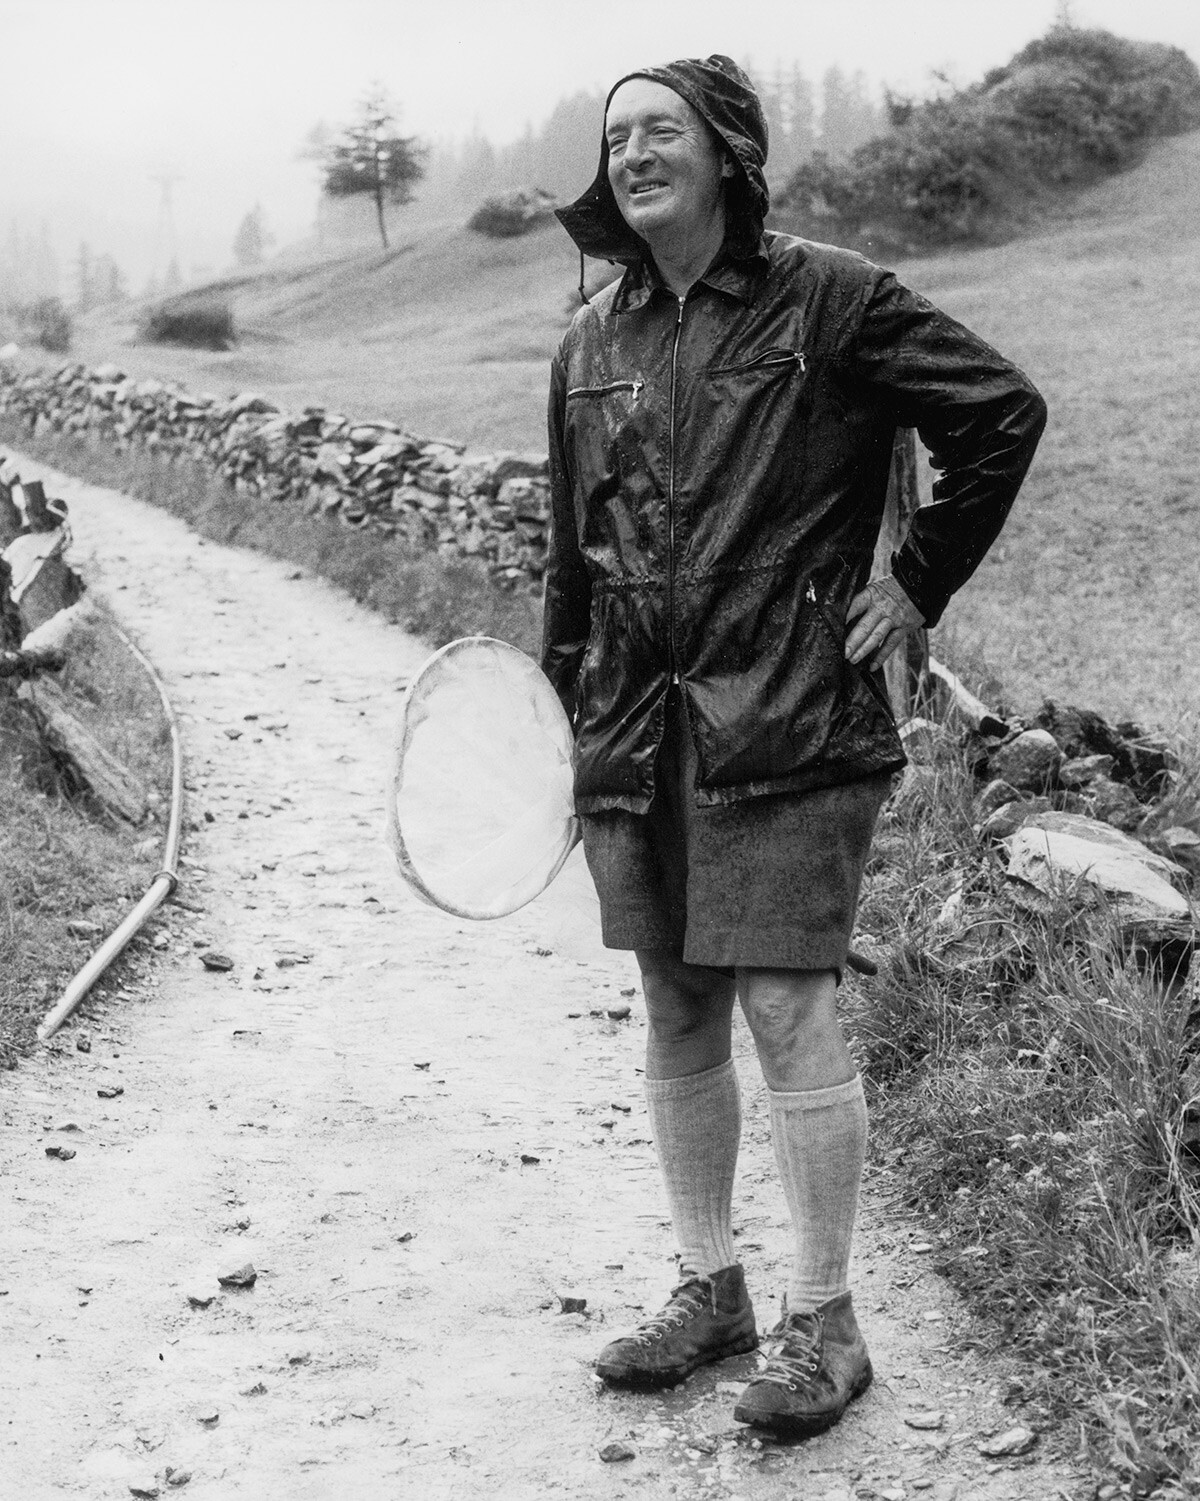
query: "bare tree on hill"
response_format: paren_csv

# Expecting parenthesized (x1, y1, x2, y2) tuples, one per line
(317, 86, 427, 250)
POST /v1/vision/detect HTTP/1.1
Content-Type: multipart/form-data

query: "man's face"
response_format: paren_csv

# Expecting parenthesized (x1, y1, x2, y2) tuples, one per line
(605, 78, 729, 243)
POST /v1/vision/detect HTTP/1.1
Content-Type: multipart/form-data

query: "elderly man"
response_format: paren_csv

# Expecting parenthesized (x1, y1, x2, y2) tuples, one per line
(543, 55, 1045, 1439)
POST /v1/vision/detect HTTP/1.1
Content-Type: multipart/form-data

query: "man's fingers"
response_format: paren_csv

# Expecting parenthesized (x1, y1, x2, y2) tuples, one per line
(846, 615, 887, 664)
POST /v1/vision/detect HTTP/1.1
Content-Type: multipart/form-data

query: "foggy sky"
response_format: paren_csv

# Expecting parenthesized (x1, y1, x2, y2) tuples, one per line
(2, 0, 1198, 293)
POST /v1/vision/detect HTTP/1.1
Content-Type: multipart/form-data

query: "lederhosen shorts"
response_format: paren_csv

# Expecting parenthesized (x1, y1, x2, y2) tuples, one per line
(580, 685, 891, 973)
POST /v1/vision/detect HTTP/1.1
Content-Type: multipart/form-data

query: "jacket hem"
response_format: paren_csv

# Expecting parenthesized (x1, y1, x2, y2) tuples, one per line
(575, 751, 906, 816)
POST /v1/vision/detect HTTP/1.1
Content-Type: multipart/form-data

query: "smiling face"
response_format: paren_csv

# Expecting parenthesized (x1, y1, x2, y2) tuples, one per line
(605, 77, 731, 250)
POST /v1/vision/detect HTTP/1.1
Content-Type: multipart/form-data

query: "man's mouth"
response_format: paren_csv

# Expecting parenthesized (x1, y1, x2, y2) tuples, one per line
(629, 181, 668, 197)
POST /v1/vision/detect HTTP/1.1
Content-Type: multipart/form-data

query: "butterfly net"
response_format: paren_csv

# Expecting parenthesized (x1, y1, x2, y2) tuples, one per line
(387, 637, 581, 919)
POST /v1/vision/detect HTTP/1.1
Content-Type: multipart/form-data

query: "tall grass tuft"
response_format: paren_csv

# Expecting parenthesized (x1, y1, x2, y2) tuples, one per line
(849, 729, 1200, 1484)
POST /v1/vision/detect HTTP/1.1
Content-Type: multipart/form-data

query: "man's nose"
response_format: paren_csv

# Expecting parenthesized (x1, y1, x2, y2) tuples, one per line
(624, 128, 654, 169)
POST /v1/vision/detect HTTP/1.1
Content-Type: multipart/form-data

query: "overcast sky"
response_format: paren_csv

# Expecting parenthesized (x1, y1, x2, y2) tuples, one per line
(2, 0, 1198, 291)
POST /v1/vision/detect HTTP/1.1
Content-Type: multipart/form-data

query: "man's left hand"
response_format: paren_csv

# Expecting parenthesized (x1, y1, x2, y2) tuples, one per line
(844, 576, 925, 669)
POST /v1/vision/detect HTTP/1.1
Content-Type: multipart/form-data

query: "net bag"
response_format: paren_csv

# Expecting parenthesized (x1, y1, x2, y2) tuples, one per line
(386, 636, 580, 919)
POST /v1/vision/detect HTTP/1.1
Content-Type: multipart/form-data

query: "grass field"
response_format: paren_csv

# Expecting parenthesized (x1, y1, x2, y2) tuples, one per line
(65, 129, 1200, 729)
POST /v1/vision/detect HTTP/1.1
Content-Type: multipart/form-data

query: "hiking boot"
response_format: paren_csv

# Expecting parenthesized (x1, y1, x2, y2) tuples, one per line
(594, 1264, 758, 1389)
(733, 1290, 872, 1439)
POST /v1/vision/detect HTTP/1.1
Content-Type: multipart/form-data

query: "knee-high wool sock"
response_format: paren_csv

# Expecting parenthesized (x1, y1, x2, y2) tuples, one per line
(644, 1059, 741, 1279)
(768, 1074, 867, 1313)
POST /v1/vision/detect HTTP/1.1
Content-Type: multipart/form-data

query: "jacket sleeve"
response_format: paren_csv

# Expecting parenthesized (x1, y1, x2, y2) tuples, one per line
(848, 271, 1047, 628)
(540, 351, 592, 725)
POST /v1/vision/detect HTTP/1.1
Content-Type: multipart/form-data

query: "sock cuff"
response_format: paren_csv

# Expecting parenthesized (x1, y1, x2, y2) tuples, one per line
(645, 1058, 737, 1099)
(768, 1074, 864, 1112)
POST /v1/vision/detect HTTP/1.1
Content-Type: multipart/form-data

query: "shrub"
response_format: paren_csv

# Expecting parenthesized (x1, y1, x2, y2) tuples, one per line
(468, 188, 557, 238)
(20, 297, 72, 354)
(139, 296, 234, 350)
(773, 26, 1200, 248)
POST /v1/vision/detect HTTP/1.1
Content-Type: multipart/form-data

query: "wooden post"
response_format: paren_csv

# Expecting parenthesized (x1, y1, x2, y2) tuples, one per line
(0, 477, 23, 548)
(872, 428, 929, 722)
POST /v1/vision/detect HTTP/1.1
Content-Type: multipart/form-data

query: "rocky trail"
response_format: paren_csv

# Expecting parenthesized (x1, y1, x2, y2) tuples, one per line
(1, 458, 1084, 1500)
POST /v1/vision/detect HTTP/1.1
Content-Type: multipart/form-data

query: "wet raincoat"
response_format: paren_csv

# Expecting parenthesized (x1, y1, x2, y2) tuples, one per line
(544, 55, 1047, 816)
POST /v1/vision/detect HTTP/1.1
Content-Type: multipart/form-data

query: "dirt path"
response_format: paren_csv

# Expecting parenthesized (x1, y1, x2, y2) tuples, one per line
(1, 459, 1083, 1501)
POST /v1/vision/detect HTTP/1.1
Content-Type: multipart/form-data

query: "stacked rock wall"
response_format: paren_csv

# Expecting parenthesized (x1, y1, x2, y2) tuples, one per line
(0, 363, 552, 587)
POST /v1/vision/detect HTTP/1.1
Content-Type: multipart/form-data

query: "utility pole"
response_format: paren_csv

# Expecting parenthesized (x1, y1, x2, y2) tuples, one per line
(149, 168, 183, 292)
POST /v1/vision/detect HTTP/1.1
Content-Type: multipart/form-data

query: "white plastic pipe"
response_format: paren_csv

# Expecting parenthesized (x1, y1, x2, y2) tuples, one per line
(38, 626, 184, 1043)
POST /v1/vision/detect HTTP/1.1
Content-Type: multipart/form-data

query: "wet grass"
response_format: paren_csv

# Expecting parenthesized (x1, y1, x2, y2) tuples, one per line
(0, 605, 170, 1065)
(846, 727, 1200, 1490)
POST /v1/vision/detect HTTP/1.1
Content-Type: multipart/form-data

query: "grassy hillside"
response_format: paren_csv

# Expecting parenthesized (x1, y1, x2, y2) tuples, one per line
(72, 214, 590, 451)
(69, 129, 1200, 725)
(908, 130, 1200, 726)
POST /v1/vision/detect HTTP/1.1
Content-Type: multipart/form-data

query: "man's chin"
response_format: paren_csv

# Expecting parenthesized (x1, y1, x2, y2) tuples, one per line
(619, 199, 675, 238)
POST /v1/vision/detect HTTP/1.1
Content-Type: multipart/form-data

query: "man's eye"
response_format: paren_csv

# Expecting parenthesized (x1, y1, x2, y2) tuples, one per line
(607, 136, 628, 152)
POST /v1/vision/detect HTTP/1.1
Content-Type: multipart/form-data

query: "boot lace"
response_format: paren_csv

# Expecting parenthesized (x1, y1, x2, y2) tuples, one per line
(755, 1312, 824, 1391)
(630, 1279, 711, 1345)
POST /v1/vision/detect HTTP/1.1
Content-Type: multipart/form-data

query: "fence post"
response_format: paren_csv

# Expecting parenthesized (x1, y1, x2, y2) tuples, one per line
(872, 427, 929, 722)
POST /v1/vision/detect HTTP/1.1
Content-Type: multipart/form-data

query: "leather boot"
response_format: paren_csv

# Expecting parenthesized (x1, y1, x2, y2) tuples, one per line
(595, 1263, 758, 1389)
(733, 1290, 872, 1438)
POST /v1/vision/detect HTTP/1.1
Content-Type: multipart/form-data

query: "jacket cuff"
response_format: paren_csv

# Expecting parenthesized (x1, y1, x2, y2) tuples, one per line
(889, 555, 944, 630)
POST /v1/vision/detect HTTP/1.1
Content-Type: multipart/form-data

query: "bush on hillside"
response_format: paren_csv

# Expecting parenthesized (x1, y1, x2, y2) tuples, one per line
(139, 296, 234, 351)
(16, 297, 73, 354)
(467, 187, 558, 238)
(773, 26, 1200, 246)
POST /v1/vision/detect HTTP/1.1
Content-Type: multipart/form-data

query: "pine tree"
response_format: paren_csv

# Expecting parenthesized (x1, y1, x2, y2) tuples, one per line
(232, 204, 268, 267)
(319, 85, 426, 250)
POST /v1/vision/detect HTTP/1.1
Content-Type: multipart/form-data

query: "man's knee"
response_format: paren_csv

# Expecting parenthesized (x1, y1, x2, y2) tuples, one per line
(637, 950, 735, 1043)
(737, 968, 839, 1057)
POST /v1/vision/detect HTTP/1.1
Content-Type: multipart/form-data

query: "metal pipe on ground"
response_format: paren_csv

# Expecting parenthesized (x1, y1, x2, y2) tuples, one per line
(37, 625, 184, 1043)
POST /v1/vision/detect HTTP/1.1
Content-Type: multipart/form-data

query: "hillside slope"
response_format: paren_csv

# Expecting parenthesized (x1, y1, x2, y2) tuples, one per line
(75, 214, 591, 451)
(72, 132, 1200, 722)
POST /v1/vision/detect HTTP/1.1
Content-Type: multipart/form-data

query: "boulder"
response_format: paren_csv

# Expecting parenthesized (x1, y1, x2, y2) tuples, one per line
(1023, 810, 1182, 880)
(990, 728, 1062, 792)
(1160, 827, 1200, 878)
(1059, 753, 1115, 788)
(899, 716, 955, 764)
(976, 778, 1020, 818)
(1005, 820, 1190, 932)
(979, 797, 1052, 841)
(1085, 775, 1144, 832)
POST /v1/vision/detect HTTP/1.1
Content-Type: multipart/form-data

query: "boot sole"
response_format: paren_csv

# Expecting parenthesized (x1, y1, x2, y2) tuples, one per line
(732, 1358, 874, 1438)
(596, 1328, 760, 1390)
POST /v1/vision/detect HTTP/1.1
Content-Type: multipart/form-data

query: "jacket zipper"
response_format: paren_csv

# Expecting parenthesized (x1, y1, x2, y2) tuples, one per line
(566, 379, 644, 400)
(668, 295, 685, 684)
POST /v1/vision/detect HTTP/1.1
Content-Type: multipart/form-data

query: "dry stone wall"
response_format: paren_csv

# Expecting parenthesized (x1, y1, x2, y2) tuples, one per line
(0, 362, 552, 587)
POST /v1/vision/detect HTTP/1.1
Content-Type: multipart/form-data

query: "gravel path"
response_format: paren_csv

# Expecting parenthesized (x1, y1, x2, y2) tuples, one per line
(0, 458, 1083, 1500)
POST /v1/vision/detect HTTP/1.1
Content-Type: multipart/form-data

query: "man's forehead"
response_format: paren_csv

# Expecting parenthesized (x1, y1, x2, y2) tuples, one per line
(606, 77, 695, 130)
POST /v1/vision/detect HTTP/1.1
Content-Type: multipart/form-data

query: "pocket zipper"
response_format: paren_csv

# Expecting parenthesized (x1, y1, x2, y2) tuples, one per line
(709, 349, 806, 376)
(566, 379, 644, 400)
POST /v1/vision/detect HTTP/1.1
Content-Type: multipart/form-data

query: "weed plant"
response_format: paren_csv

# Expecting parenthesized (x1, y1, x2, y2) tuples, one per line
(0, 420, 543, 656)
(850, 736, 1200, 1485)
(0, 607, 169, 1065)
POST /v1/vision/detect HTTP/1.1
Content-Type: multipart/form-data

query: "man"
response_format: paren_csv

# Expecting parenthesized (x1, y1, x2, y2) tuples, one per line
(543, 55, 1045, 1439)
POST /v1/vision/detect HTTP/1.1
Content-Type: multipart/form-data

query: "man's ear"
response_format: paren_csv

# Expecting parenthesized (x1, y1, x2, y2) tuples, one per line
(720, 157, 736, 178)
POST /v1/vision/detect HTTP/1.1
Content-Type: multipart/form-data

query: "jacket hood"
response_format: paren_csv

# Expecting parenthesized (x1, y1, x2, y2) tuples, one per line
(555, 54, 769, 266)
